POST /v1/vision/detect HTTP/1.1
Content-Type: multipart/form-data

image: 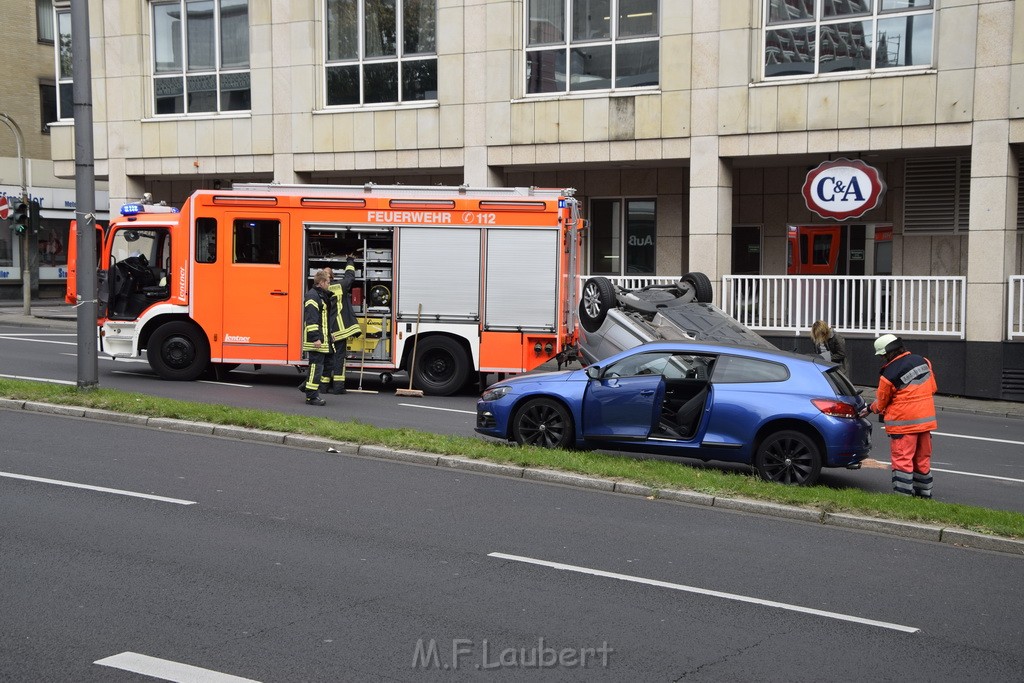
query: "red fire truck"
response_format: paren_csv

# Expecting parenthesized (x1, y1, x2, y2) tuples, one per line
(67, 183, 583, 395)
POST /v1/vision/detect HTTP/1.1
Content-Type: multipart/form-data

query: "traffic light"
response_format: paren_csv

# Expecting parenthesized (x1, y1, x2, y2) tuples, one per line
(29, 199, 41, 232)
(11, 201, 28, 235)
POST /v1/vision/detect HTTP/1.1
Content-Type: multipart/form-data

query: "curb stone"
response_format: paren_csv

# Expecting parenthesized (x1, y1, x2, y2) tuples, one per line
(23, 401, 85, 418)
(438, 456, 525, 478)
(614, 481, 656, 497)
(146, 417, 216, 435)
(714, 497, 824, 523)
(358, 444, 439, 466)
(2, 399, 1023, 556)
(823, 512, 944, 542)
(283, 434, 359, 454)
(523, 468, 616, 491)
(939, 528, 1024, 555)
(657, 489, 715, 506)
(81, 407, 150, 426)
(213, 424, 287, 444)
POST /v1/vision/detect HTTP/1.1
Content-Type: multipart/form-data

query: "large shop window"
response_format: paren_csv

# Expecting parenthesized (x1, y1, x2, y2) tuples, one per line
(525, 0, 659, 95)
(764, 0, 933, 80)
(325, 0, 438, 106)
(151, 0, 251, 115)
(589, 198, 656, 276)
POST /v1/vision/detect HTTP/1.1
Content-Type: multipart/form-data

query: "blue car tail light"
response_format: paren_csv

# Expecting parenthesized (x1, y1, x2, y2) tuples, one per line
(811, 398, 859, 418)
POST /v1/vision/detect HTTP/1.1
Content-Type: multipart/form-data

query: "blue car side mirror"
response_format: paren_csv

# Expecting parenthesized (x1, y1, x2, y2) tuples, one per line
(585, 365, 602, 380)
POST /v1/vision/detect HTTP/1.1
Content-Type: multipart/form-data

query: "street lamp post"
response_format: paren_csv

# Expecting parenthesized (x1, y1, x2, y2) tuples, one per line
(0, 113, 32, 316)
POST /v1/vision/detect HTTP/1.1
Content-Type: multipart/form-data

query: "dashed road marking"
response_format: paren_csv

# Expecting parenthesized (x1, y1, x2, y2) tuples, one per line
(489, 552, 919, 633)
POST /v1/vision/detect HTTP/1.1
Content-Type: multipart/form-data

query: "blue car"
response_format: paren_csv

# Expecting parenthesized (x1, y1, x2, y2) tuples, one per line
(476, 341, 872, 486)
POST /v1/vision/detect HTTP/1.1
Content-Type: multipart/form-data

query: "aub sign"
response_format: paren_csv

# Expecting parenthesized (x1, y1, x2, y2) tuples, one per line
(802, 158, 886, 221)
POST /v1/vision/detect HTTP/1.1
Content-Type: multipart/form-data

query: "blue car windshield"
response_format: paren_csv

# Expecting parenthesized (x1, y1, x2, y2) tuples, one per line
(604, 352, 714, 380)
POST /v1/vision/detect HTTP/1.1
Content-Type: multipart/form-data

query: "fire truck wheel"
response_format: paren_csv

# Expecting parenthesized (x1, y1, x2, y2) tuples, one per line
(511, 398, 575, 449)
(680, 271, 714, 303)
(579, 276, 616, 333)
(147, 321, 211, 381)
(411, 336, 469, 396)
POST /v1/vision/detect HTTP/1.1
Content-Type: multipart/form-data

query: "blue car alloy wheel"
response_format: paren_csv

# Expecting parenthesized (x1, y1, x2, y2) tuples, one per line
(753, 430, 823, 485)
(511, 398, 575, 449)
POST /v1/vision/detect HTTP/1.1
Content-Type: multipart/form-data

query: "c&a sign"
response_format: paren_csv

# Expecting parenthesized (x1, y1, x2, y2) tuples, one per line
(802, 158, 886, 221)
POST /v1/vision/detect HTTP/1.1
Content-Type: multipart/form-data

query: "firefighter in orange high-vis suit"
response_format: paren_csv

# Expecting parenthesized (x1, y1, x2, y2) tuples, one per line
(869, 334, 938, 497)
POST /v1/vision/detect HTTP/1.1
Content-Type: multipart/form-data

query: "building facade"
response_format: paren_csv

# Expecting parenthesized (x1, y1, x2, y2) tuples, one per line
(49, 0, 1024, 398)
(0, 0, 107, 299)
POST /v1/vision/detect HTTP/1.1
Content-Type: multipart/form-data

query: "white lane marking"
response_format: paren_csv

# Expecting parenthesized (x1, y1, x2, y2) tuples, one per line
(934, 431, 1024, 447)
(0, 471, 196, 505)
(111, 370, 158, 377)
(95, 652, 259, 682)
(0, 373, 76, 385)
(929, 468, 1024, 484)
(198, 379, 254, 388)
(0, 333, 77, 337)
(399, 403, 476, 415)
(0, 335, 76, 346)
(861, 460, 1024, 484)
(489, 552, 919, 634)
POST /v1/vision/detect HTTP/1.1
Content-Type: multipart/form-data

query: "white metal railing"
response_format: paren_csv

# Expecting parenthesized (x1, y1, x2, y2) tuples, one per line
(590, 275, 680, 290)
(1011, 276, 1024, 340)
(721, 275, 967, 338)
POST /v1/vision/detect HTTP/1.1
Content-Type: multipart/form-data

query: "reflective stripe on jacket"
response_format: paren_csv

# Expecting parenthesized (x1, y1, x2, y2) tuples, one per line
(329, 262, 362, 341)
(302, 286, 331, 353)
(871, 351, 938, 434)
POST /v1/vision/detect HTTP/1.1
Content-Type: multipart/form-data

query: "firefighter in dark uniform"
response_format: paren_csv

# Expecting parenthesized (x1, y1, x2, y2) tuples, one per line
(323, 256, 363, 394)
(302, 269, 334, 406)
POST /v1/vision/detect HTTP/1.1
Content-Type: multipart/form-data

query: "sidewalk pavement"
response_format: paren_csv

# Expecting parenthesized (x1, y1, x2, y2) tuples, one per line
(3, 299, 1023, 419)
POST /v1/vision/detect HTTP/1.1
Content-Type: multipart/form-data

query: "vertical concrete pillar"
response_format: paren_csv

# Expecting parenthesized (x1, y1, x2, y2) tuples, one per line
(688, 136, 734, 285)
(965, 120, 1018, 342)
(687, 3, 733, 291)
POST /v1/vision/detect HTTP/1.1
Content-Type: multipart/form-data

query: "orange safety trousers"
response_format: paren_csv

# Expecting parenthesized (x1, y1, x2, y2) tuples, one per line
(889, 432, 933, 498)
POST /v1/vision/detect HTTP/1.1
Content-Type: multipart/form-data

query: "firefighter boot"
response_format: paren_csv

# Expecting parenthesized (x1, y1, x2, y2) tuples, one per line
(305, 392, 326, 406)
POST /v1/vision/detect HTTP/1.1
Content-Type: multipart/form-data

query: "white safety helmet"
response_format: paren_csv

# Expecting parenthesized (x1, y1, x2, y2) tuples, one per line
(873, 334, 901, 356)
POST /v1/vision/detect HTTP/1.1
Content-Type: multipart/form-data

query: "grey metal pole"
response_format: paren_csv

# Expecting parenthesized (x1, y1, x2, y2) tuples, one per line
(72, 0, 98, 388)
(0, 113, 30, 316)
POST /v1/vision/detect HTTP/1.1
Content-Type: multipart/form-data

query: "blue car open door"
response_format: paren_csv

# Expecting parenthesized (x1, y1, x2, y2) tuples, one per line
(581, 374, 664, 440)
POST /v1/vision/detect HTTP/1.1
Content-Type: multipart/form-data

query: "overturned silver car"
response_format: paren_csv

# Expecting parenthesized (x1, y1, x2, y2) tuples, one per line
(576, 272, 777, 364)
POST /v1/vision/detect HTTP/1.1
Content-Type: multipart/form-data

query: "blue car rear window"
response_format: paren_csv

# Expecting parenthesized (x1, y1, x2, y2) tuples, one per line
(823, 367, 858, 396)
(711, 355, 789, 383)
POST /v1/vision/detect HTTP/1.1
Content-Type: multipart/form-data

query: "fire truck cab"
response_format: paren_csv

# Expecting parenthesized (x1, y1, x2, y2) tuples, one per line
(72, 184, 583, 395)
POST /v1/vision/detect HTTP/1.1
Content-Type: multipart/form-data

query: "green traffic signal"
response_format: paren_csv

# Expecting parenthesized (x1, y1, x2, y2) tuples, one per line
(11, 201, 29, 235)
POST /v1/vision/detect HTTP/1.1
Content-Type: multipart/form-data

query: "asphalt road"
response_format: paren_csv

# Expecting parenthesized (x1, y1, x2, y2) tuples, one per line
(2, 409, 1023, 681)
(1, 323, 1023, 514)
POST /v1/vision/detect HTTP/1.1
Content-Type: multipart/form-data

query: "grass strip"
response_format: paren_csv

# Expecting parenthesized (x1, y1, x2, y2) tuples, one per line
(3, 378, 1023, 539)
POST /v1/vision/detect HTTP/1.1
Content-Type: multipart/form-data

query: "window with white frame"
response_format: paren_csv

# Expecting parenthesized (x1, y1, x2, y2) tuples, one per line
(55, 7, 72, 120)
(324, 0, 437, 106)
(764, 0, 933, 79)
(151, 0, 250, 115)
(525, 0, 659, 95)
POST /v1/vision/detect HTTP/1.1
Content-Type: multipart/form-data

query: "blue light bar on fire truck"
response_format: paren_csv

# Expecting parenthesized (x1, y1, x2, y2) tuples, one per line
(120, 203, 180, 216)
